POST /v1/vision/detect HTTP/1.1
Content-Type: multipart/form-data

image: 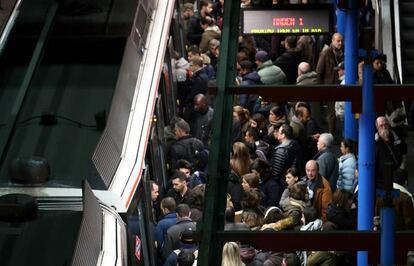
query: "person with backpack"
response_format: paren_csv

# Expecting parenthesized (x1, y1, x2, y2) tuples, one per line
(169, 120, 206, 172)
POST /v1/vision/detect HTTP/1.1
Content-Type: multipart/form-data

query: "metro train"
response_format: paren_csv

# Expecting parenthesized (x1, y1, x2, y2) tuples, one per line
(0, 0, 183, 265)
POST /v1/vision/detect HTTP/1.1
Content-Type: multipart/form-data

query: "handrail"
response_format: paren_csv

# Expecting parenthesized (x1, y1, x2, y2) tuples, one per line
(0, 0, 23, 57)
(392, 0, 403, 83)
(0, 1, 58, 166)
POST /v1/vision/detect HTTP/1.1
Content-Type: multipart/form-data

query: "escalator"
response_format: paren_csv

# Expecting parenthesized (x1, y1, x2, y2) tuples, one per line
(0, 0, 137, 187)
(398, 0, 414, 83)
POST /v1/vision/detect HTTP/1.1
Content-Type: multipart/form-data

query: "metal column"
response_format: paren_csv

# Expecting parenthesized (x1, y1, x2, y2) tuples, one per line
(357, 52, 376, 266)
(343, 0, 359, 140)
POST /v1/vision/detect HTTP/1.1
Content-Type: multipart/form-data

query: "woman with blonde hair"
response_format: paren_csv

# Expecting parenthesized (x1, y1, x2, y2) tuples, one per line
(230, 142, 251, 177)
(222, 242, 245, 266)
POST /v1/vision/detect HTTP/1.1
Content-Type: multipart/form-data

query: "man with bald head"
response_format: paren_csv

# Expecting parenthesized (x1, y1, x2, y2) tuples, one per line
(316, 33, 344, 135)
(305, 160, 332, 222)
(297, 62, 318, 85)
(189, 93, 214, 146)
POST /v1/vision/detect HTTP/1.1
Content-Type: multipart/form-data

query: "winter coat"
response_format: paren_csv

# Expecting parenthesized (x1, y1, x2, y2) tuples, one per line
(296, 71, 318, 85)
(174, 57, 190, 82)
(239, 71, 261, 113)
(289, 116, 307, 154)
(189, 106, 214, 146)
(337, 153, 357, 191)
(169, 135, 205, 171)
(375, 129, 407, 187)
(166, 187, 193, 206)
(259, 177, 282, 207)
(161, 218, 196, 259)
(204, 50, 218, 74)
(271, 140, 303, 181)
(155, 212, 177, 247)
(280, 197, 307, 227)
(316, 45, 343, 84)
(373, 69, 393, 84)
(308, 175, 332, 222)
(227, 171, 244, 211)
(314, 148, 339, 191)
(274, 48, 302, 84)
(164, 246, 198, 266)
(186, 67, 209, 106)
(187, 14, 203, 45)
(326, 204, 357, 230)
(261, 215, 296, 231)
(257, 60, 287, 85)
(199, 26, 221, 53)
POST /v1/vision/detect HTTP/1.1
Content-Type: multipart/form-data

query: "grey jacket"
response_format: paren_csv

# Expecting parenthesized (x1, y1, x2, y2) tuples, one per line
(314, 149, 339, 191)
(161, 218, 196, 259)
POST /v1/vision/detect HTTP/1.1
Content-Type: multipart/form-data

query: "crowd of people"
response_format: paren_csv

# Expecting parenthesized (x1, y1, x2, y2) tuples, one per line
(145, 1, 414, 265)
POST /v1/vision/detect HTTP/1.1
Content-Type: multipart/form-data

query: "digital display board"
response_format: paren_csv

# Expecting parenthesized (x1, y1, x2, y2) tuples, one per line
(242, 5, 333, 35)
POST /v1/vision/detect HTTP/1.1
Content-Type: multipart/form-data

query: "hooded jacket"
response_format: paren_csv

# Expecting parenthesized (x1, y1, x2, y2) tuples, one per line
(239, 70, 261, 112)
(257, 60, 287, 85)
(337, 153, 357, 191)
(199, 25, 221, 53)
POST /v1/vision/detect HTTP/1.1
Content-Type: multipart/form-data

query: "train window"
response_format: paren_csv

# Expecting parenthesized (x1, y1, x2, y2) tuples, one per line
(143, 94, 169, 191)
(135, 5, 147, 37)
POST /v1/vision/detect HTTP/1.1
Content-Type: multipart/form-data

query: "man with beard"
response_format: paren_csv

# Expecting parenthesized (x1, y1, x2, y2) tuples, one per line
(375, 116, 407, 187)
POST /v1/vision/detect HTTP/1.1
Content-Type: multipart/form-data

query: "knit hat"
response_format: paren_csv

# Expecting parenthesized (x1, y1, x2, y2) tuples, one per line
(255, 50, 269, 62)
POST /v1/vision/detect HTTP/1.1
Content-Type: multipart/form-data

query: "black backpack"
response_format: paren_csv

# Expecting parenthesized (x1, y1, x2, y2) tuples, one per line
(177, 137, 209, 172)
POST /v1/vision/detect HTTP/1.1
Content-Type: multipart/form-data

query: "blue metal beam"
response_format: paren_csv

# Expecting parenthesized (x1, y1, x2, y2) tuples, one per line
(357, 60, 375, 266)
(344, 0, 358, 140)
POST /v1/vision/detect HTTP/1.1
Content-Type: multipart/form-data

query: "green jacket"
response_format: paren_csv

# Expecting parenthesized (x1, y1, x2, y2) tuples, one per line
(257, 60, 287, 85)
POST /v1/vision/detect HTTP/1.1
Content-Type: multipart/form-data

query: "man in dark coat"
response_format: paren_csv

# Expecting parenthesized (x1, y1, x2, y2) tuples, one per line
(185, 56, 209, 109)
(187, 0, 213, 46)
(169, 119, 205, 171)
(189, 94, 214, 146)
(167, 171, 192, 206)
(375, 116, 407, 187)
(274, 36, 303, 84)
(271, 124, 304, 183)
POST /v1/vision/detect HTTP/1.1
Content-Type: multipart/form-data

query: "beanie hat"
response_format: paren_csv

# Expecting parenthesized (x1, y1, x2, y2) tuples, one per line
(255, 50, 269, 62)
